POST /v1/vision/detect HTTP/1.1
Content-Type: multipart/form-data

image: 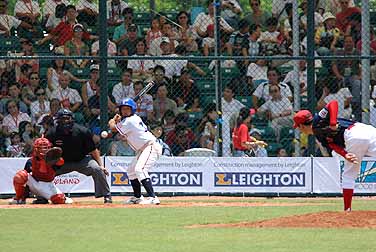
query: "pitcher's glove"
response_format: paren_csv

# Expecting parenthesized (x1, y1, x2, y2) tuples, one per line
(45, 147, 63, 166)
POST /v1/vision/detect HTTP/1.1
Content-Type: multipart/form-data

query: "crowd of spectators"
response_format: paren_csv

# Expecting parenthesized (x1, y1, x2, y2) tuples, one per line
(0, 0, 370, 157)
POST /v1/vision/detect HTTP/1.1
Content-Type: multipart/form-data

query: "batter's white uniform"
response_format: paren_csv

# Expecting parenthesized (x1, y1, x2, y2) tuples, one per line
(342, 123, 376, 189)
(115, 115, 162, 181)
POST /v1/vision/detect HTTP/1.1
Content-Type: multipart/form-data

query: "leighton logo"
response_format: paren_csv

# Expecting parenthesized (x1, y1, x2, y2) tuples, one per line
(111, 172, 202, 186)
(341, 160, 376, 183)
(215, 172, 305, 187)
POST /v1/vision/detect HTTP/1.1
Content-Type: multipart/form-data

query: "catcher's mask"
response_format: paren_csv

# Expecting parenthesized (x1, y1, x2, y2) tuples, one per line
(56, 108, 74, 131)
(33, 137, 52, 159)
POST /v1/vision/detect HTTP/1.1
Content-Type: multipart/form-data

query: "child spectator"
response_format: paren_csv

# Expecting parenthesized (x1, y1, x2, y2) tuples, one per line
(6, 132, 26, 157)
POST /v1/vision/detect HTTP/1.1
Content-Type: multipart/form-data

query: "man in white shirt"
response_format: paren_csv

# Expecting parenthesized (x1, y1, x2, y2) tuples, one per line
(112, 68, 135, 105)
(50, 72, 83, 113)
(222, 85, 245, 156)
(0, 1, 32, 35)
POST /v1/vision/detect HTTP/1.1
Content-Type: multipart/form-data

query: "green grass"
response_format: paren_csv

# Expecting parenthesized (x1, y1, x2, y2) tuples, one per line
(1, 198, 376, 252)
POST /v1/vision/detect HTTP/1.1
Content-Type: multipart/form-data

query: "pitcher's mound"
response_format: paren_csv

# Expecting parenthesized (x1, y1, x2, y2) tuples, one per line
(188, 211, 376, 229)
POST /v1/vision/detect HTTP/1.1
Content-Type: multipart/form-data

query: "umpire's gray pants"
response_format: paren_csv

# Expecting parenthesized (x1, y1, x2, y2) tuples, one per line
(55, 156, 111, 198)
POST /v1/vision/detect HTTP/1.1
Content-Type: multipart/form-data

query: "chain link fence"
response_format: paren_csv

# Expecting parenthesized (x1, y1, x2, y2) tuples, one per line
(0, 0, 374, 158)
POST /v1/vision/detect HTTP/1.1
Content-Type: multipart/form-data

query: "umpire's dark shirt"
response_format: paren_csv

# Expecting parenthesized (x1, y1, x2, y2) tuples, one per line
(46, 124, 96, 162)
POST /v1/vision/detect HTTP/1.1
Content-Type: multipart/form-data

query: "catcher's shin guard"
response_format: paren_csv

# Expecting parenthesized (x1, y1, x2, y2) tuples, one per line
(50, 193, 66, 204)
(13, 170, 28, 200)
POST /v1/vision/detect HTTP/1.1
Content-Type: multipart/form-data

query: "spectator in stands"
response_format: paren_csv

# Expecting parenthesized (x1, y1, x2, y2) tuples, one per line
(149, 121, 172, 156)
(331, 35, 361, 120)
(299, 0, 323, 31)
(153, 84, 178, 121)
(118, 23, 139, 56)
(252, 67, 292, 109)
(0, 0, 34, 36)
(112, 68, 135, 105)
(226, 19, 250, 74)
(170, 125, 195, 156)
(271, 0, 293, 22)
(222, 85, 245, 157)
(6, 132, 26, 157)
(276, 147, 288, 157)
(64, 23, 90, 69)
(241, 24, 261, 68)
(20, 71, 40, 108)
(0, 83, 28, 115)
(30, 87, 49, 124)
(77, 0, 98, 27)
(47, 48, 85, 98)
(172, 67, 201, 112)
(86, 80, 117, 133)
(173, 11, 198, 53)
(18, 120, 37, 155)
(244, 0, 271, 27)
(221, 0, 242, 30)
(257, 85, 293, 142)
(17, 63, 33, 87)
(335, 0, 360, 34)
(2, 99, 31, 137)
(133, 81, 154, 122)
(167, 113, 198, 155)
(258, 17, 281, 56)
(315, 12, 340, 55)
(146, 16, 162, 50)
(198, 103, 218, 151)
(232, 107, 254, 157)
(12, 36, 39, 83)
(37, 5, 97, 47)
(91, 38, 117, 68)
(45, 3, 67, 32)
(160, 109, 176, 135)
(81, 64, 99, 108)
(316, 76, 353, 119)
(127, 39, 155, 81)
(50, 72, 82, 114)
(107, 0, 129, 27)
(154, 37, 205, 80)
(14, 0, 43, 38)
(149, 23, 178, 56)
(283, 60, 310, 95)
(109, 133, 135, 156)
(43, 0, 69, 21)
(249, 128, 268, 157)
(149, 65, 169, 97)
(113, 7, 137, 45)
(36, 98, 61, 131)
(345, 12, 361, 45)
(246, 59, 268, 92)
(193, 0, 234, 40)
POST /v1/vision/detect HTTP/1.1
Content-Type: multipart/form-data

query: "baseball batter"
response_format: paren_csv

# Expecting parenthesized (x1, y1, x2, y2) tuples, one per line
(9, 137, 73, 204)
(294, 100, 376, 211)
(108, 98, 162, 205)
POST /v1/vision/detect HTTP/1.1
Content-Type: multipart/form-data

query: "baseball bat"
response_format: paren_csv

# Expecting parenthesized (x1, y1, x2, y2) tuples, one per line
(133, 81, 155, 102)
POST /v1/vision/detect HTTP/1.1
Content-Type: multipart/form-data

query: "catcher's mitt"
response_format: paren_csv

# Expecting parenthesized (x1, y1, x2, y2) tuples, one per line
(45, 147, 63, 165)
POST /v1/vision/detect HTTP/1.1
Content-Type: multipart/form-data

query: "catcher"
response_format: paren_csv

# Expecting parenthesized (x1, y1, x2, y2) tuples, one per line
(9, 137, 73, 204)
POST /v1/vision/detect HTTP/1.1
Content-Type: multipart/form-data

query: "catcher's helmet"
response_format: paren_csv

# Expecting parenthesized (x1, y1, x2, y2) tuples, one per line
(118, 98, 137, 114)
(33, 137, 52, 158)
(56, 108, 74, 130)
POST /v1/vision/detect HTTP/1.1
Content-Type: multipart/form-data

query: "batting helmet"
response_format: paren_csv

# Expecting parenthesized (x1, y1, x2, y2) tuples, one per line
(56, 108, 74, 130)
(118, 98, 137, 114)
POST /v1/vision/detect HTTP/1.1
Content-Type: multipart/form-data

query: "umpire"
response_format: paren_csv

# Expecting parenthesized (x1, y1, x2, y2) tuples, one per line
(45, 109, 112, 203)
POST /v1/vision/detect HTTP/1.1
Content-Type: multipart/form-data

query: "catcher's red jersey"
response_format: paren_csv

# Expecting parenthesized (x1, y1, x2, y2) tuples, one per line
(31, 157, 56, 182)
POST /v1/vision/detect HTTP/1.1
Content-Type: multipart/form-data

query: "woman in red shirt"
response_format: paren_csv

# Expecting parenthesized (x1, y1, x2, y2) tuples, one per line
(232, 107, 253, 157)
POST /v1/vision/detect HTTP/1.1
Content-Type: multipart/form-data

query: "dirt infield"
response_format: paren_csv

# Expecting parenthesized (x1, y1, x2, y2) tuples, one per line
(0, 196, 333, 209)
(188, 211, 376, 229)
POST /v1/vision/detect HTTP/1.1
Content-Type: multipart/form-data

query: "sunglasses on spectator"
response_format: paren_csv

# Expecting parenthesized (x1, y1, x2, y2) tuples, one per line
(30, 77, 39, 80)
(36, 92, 45, 96)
